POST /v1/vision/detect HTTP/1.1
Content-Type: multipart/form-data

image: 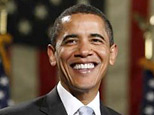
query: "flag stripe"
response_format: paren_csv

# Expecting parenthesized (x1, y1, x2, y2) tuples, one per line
(129, 0, 150, 114)
(105, 0, 130, 114)
(38, 49, 57, 96)
(11, 45, 38, 103)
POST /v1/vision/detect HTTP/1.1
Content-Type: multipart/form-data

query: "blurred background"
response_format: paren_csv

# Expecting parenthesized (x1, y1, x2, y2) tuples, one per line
(0, 0, 154, 115)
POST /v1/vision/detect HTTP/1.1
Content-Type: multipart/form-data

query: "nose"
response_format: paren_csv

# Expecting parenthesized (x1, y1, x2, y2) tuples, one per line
(74, 42, 93, 58)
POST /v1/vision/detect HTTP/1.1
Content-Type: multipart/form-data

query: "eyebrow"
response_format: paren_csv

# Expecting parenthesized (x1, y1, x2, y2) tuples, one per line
(62, 33, 105, 42)
(63, 34, 78, 41)
(90, 33, 105, 40)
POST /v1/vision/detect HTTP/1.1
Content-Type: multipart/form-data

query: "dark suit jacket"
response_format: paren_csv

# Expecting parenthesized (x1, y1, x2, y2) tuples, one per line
(0, 87, 121, 115)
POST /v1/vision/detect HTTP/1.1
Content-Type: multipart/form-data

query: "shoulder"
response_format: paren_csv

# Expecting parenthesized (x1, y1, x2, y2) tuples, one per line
(105, 106, 121, 115)
(0, 87, 60, 115)
(0, 96, 45, 115)
(100, 102, 121, 115)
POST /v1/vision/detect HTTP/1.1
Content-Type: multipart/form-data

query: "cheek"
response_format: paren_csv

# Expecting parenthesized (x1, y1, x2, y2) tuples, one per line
(59, 48, 72, 61)
(95, 47, 110, 60)
(56, 48, 69, 80)
(56, 47, 74, 67)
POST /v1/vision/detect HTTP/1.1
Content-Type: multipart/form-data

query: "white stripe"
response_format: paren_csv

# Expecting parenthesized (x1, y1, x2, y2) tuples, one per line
(105, 0, 130, 114)
(11, 44, 38, 104)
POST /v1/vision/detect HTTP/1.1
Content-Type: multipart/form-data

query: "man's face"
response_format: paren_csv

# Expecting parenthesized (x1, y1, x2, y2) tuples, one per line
(48, 13, 118, 93)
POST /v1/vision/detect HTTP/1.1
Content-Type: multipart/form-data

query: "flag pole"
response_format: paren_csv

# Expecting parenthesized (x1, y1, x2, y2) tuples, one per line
(0, 0, 12, 75)
(144, 15, 154, 60)
(134, 13, 154, 72)
(0, 0, 7, 34)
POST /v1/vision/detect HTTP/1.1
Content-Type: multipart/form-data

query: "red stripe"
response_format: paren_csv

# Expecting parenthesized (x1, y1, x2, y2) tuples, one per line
(38, 49, 57, 96)
(129, 0, 149, 115)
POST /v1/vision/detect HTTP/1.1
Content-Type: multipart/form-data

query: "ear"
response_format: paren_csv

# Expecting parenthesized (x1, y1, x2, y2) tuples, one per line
(109, 44, 118, 65)
(47, 44, 56, 66)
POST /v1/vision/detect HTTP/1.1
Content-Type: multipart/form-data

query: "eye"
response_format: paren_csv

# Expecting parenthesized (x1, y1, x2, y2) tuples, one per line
(91, 38, 104, 45)
(63, 38, 78, 45)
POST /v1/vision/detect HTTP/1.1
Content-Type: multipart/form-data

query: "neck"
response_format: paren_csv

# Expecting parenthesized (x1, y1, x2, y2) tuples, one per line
(74, 90, 98, 105)
(61, 82, 99, 105)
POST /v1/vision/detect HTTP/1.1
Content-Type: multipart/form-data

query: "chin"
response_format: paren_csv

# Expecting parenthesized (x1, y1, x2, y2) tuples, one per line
(70, 83, 96, 93)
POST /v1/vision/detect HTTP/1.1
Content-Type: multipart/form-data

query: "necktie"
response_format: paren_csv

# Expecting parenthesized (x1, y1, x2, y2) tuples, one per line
(78, 106, 95, 115)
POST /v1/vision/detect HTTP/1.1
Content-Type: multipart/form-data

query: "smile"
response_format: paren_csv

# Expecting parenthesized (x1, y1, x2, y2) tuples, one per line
(71, 63, 98, 70)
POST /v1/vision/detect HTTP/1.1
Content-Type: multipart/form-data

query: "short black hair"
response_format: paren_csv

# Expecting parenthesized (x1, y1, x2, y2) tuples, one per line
(49, 4, 114, 47)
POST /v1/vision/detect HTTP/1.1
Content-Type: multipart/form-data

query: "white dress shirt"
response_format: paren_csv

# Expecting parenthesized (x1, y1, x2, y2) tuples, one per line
(57, 82, 101, 115)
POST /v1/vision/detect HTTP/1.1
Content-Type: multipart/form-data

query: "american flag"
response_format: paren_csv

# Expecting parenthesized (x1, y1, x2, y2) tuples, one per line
(141, 70, 154, 115)
(7, 0, 105, 47)
(0, 56, 10, 109)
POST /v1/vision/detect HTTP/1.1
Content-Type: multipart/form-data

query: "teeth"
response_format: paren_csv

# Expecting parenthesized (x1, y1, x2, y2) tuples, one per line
(73, 63, 94, 69)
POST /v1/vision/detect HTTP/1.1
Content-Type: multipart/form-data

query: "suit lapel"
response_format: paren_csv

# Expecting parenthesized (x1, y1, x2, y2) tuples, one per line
(39, 87, 67, 115)
(100, 101, 111, 115)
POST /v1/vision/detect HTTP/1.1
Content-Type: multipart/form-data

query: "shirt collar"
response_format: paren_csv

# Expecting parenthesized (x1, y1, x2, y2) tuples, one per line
(87, 92, 101, 115)
(57, 82, 101, 115)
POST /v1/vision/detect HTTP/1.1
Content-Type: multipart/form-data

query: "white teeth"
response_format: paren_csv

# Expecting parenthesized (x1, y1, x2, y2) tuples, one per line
(73, 63, 95, 69)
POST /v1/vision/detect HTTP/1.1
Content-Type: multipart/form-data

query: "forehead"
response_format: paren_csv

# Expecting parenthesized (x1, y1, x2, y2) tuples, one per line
(61, 13, 105, 26)
(59, 14, 107, 36)
(56, 13, 109, 43)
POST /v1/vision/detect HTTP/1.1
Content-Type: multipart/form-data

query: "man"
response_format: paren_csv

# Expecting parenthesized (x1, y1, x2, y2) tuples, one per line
(0, 4, 120, 115)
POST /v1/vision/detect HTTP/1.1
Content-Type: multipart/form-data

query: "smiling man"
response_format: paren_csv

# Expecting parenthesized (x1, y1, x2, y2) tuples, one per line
(47, 4, 119, 115)
(0, 4, 120, 115)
